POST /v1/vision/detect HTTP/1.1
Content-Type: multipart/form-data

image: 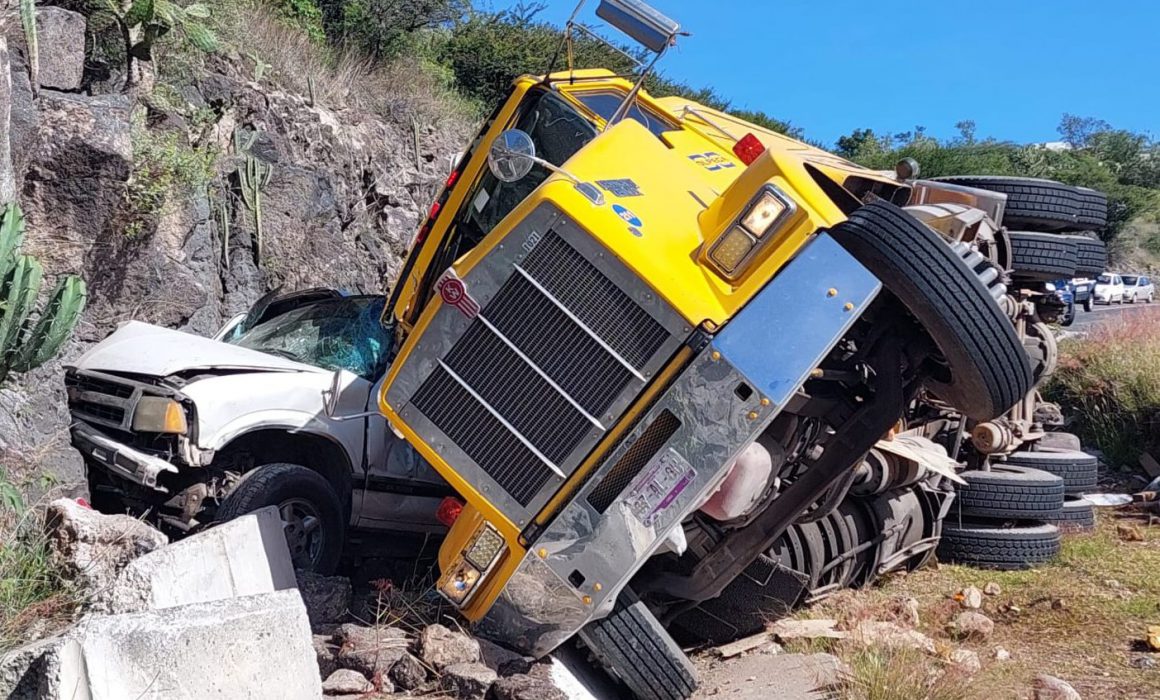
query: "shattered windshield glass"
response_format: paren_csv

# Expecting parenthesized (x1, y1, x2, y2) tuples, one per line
(229, 296, 391, 379)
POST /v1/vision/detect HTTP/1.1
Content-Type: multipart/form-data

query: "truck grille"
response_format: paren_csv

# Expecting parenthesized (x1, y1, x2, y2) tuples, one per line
(409, 228, 679, 511)
(66, 371, 135, 429)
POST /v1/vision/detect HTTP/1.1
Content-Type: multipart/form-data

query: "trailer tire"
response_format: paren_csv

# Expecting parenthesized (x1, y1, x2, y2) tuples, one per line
(1066, 235, 1108, 277)
(580, 592, 697, 700)
(1037, 431, 1083, 452)
(937, 521, 1060, 570)
(215, 463, 345, 574)
(1007, 231, 1078, 280)
(1003, 450, 1098, 495)
(955, 465, 1064, 520)
(933, 176, 1081, 231)
(1043, 497, 1096, 532)
(830, 201, 1032, 420)
(1075, 187, 1108, 230)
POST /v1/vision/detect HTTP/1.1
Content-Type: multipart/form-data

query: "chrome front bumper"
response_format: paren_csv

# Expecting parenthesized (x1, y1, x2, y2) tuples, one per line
(72, 420, 178, 492)
(478, 233, 882, 656)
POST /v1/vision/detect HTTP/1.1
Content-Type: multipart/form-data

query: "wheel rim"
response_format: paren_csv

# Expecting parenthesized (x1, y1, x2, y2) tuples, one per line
(279, 498, 324, 569)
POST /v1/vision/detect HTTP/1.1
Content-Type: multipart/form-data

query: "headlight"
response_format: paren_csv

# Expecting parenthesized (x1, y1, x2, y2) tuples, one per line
(709, 185, 797, 279)
(439, 560, 481, 605)
(132, 397, 188, 434)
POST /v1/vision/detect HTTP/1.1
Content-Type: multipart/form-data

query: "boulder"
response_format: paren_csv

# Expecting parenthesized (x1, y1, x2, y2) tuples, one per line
(0, 635, 65, 700)
(389, 652, 429, 691)
(335, 622, 410, 677)
(59, 589, 320, 699)
(34, 7, 86, 91)
(104, 506, 296, 613)
(43, 498, 167, 595)
(492, 674, 568, 700)
(420, 623, 481, 671)
(440, 662, 497, 699)
(947, 611, 995, 641)
(1033, 673, 1082, 700)
(314, 633, 341, 679)
(850, 620, 936, 654)
(296, 569, 353, 628)
(479, 637, 531, 676)
(322, 668, 375, 695)
(949, 648, 981, 674)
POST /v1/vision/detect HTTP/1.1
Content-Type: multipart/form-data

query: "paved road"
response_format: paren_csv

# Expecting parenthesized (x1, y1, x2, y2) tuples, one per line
(1070, 300, 1160, 330)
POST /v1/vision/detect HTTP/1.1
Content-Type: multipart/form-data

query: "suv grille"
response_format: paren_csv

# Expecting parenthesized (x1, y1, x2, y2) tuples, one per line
(410, 229, 677, 510)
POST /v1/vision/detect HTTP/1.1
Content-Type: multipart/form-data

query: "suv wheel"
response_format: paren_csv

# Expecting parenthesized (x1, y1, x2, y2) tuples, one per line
(830, 201, 1033, 420)
(215, 463, 345, 573)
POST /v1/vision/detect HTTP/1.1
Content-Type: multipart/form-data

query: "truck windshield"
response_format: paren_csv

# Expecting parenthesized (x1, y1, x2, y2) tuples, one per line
(229, 296, 391, 379)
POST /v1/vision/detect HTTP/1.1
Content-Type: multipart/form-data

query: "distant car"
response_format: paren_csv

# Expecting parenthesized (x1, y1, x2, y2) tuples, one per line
(1093, 273, 1125, 304)
(1048, 280, 1076, 326)
(1122, 274, 1155, 303)
(1069, 277, 1095, 312)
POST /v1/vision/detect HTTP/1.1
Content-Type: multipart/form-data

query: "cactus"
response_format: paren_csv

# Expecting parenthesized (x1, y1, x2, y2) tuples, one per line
(19, 0, 38, 98)
(238, 155, 273, 262)
(0, 203, 87, 384)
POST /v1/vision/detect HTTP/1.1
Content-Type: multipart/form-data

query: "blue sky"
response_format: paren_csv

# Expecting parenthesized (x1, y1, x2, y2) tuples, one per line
(482, 0, 1159, 147)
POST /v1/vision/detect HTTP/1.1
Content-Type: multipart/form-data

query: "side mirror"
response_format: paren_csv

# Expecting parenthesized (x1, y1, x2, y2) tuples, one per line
(488, 130, 537, 183)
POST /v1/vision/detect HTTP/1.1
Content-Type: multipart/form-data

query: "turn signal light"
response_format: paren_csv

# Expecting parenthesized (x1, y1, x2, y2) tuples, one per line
(436, 497, 464, 527)
(732, 133, 766, 166)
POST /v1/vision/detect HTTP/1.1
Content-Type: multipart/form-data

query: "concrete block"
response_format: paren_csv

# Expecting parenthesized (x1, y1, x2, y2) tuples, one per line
(106, 506, 296, 613)
(66, 589, 321, 699)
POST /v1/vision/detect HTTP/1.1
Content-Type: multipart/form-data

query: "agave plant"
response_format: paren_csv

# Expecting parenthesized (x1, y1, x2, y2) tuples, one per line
(0, 203, 86, 384)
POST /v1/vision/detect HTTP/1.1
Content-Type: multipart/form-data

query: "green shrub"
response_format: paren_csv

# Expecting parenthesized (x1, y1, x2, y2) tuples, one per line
(271, 0, 326, 43)
(124, 127, 216, 238)
(1046, 316, 1160, 467)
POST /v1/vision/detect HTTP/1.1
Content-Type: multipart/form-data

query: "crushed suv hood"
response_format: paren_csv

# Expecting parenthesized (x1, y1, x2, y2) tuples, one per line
(72, 321, 324, 377)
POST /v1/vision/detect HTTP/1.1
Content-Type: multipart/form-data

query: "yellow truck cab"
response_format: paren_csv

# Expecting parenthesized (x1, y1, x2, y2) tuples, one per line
(377, 2, 1032, 697)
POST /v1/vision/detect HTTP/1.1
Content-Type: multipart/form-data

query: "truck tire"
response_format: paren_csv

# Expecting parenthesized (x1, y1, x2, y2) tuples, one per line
(830, 201, 1032, 421)
(1037, 431, 1083, 452)
(1003, 450, 1098, 495)
(1007, 231, 1078, 280)
(955, 465, 1064, 520)
(937, 521, 1060, 570)
(1043, 497, 1096, 532)
(1066, 235, 1107, 277)
(933, 176, 1080, 231)
(215, 463, 345, 574)
(580, 592, 697, 700)
(1075, 187, 1108, 230)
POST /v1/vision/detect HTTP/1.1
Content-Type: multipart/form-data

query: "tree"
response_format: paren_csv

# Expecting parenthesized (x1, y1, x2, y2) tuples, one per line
(1058, 114, 1111, 149)
(955, 120, 976, 144)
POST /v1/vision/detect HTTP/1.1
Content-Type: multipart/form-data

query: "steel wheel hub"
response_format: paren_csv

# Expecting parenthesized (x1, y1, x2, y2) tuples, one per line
(279, 498, 323, 569)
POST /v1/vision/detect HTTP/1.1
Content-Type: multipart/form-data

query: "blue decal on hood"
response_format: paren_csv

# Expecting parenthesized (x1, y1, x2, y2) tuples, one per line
(612, 204, 643, 227)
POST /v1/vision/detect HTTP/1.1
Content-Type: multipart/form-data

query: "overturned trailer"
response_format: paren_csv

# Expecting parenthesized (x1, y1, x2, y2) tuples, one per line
(372, 1, 1034, 697)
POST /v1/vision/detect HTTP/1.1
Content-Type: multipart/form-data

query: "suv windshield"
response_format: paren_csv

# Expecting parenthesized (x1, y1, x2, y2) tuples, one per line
(229, 296, 391, 379)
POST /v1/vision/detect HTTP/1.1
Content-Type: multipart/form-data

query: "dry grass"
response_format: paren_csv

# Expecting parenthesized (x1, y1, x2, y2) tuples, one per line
(216, 3, 478, 133)
(1047, 309, 1160, 467)
(802, 510, 1160, 700)
(834, 647, 968, 700)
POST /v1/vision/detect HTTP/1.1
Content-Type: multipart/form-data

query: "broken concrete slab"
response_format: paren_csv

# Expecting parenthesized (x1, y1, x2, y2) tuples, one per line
(64, 589, 320, 699)
(44, 498, 168, 596)
(104, 506, 296, 613)
(0, 635, 63, 700)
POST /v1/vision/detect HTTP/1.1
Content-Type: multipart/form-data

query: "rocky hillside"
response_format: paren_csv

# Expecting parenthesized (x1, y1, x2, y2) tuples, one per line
(0, 3, 471, 487)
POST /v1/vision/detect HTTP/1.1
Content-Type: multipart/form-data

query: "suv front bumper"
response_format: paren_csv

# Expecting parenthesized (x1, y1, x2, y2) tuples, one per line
(72, 420, 178, 492)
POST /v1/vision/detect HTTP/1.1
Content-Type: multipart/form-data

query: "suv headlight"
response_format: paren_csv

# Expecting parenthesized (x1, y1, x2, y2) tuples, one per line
(132, 397, 188, 434)
(708, 185, 797, 279)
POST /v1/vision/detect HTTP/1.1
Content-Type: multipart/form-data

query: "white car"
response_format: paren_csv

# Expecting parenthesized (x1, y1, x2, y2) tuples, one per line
(1093, 273, 1125, 304)
(67, 289, 450, 573)
(1122, 274, 1155, 303)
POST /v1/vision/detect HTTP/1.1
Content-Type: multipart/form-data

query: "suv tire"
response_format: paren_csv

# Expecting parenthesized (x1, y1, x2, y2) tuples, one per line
(1007, 231, 1078, 280)
(830, 201, 1033, 420)
(1003, 450, 1098, 495)
(937, 521, 1060, 570)
(216, 463, 345, 574)
(955, 465, 1064, 520)
(933, 176, 1080, 231)
(580, 591, 697, 700)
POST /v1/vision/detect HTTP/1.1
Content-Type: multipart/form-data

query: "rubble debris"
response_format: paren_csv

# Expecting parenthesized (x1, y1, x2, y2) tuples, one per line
(479, 637, 532, 675)
(44, 498, 167, 596)
(984, 582, 1002, 596)
(322, 668, 376, 695)
(441, 662, 497, 699)
(1147, 625, 1160, 652)
(1117, 524, 1144, 542)
(335, 623, 409, 677)
(421, 623, 482, 670)
(1033, 673, 1082, 699)
(957, 585, 984, 609)
(947, 611, 994, 640)
(1130, 655, 1156, 670)
(769, 618, 849, 641)
(389, 652, 429, 690)
(715, 631, 776, 658)
(850, 620, 936, 654)
(949, 648, 981, 674)
(902, 597, 921, 626)
(994, 647, 1012, 661)
(492, 674, 568, 700)
(296, 569, 353, 628)
(1139, 452, 1160, 479)
(313, 633, 341, 678)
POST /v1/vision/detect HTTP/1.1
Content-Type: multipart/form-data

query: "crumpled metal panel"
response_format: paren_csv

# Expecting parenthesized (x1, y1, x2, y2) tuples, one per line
(478, 232, 881, 657)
